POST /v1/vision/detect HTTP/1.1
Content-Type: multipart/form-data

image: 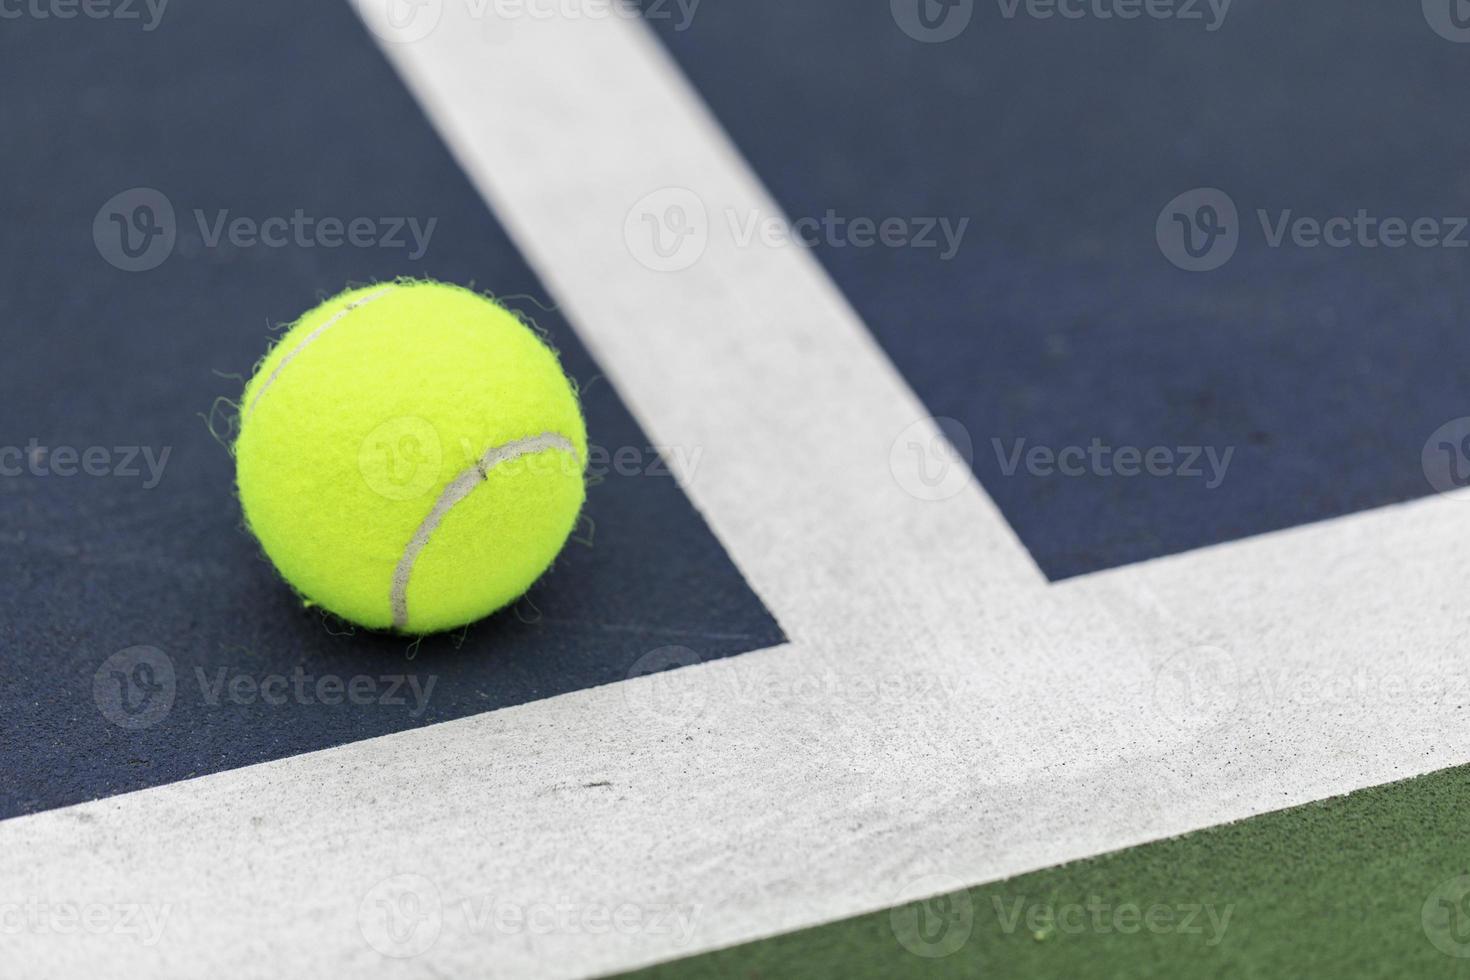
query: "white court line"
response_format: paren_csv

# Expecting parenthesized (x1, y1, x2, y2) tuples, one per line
(5, 4, 1470, 979)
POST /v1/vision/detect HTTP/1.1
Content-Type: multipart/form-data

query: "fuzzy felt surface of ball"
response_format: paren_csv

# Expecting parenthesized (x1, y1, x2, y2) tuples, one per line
(235, 280, 587, 634)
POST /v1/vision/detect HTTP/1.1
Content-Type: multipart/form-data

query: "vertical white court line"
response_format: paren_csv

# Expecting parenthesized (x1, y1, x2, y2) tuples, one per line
(358, 4, 1051, 651)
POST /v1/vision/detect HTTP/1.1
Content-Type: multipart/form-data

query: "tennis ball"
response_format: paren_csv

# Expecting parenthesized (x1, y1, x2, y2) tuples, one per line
(235, 280, 587, 634)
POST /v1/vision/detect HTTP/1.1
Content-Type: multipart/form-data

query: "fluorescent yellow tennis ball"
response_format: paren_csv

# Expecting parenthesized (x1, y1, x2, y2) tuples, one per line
(235, 280, 587, 634)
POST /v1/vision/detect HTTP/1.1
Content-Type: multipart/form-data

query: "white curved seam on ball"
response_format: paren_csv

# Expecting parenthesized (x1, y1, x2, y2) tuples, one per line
(390, 433, 580, 631)
(244, 286, 396, 419)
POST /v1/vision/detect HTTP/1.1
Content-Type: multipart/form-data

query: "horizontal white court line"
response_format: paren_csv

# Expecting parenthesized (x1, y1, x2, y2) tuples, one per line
(6, 3, 1470, 978)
